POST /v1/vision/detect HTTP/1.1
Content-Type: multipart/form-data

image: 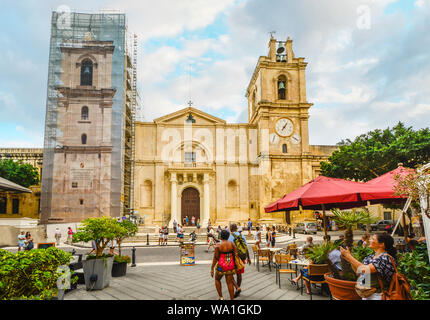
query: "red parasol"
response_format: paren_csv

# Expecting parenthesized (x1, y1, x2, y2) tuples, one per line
(361, 165, 414, 204)
(265, 176, 370, 213)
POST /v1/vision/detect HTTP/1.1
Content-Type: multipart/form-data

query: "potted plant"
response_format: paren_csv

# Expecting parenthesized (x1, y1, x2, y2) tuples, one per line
(0, 247, 77, 300)
(72, 217, 118, 290)
(111, 219, 138, 277)
(323, 208, 377, 300)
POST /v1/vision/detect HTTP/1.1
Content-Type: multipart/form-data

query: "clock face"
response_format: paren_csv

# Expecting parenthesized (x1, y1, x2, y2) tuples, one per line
(275, 118, 294, 137)
(291, 133, 301, 144)
(270, 133, 279, 145)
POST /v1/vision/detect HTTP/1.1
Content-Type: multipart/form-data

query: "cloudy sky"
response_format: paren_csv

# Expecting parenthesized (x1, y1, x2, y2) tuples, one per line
(0, 0, 429, 147)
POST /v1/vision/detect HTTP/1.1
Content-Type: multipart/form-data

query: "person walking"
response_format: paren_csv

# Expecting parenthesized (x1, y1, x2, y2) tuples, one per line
(67, 227, 74, 244)
(270, 226, 276, 248)
(228, 223, 251, 298)
(247, 218, 252, 235)
(255, 226, 262, 249)
(196, 219, 201, 234)
(191, 216, 195, 226)
(211, 230, 239, 300)
(185, 215, 189, 226)
(177, 225, 184, 243)
(164, 225, 169, 245)
(17, 231, 27, 252)
(173, 219, 178, 234)
(158, 226, 164, 246)
(54, 228, 62, 246)
(89, 239, 98, 255)
(25, 232, 34, 251)
(207, 226, 217, 252)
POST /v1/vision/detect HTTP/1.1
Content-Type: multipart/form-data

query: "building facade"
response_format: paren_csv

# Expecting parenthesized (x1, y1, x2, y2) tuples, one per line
(133, 37, 338, 227)
(40, 12, 137, 224)
(0, 148, 43, 219)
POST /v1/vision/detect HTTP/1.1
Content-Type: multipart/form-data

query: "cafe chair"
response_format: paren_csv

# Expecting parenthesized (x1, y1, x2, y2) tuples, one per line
(256, 249, 273, 272)
(251, 245, 260, 265)
(273, 254, 297, 289)
(300, 264, 330, 300)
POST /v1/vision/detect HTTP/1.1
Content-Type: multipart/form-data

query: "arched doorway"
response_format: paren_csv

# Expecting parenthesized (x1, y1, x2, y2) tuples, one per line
(181, 187, 200, 225)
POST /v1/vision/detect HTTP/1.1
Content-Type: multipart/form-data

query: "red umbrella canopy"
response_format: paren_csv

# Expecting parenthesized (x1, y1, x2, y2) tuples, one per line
(265, 176, 370, 213)
(361, 165, 415, 202)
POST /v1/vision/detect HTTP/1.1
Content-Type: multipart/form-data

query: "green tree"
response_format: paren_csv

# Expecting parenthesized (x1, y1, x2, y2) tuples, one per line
(320, 122, 430, 181)
(72, 217, 119, 257)
(113, 219, 138, 257)
(0, 159, 39, 188)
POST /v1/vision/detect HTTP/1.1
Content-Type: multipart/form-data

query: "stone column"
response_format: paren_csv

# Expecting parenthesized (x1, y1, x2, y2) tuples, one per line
(168, 173, 177, 228)
(203, 173, 210, 227)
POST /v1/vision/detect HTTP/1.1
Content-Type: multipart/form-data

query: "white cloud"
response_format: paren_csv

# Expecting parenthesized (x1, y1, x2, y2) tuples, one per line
(107, 0, 235, 39)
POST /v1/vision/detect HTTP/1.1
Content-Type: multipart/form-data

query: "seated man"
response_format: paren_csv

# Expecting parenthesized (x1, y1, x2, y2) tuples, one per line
(299, 236, 314, 254)
(334, 235, 345, 247)
(189, 230, 197, 242)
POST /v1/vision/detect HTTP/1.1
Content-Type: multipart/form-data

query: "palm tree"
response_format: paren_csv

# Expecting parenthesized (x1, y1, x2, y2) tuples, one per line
(331, 209, 376, 248)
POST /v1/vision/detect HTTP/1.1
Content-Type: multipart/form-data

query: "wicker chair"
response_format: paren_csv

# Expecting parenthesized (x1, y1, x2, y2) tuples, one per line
(256, 249, 273, 272)
(273, 254, 297, 288)
(300, 264, 330, 300)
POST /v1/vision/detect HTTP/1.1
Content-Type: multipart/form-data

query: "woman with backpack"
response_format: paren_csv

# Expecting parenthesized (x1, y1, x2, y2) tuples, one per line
(340, 233, 411, 300)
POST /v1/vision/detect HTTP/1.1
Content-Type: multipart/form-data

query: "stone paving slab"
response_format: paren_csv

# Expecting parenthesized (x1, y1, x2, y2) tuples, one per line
(65, 262, 330, 301)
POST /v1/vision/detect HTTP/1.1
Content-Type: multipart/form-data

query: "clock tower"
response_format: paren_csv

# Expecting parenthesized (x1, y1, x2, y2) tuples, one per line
(246, 36, 315, 221)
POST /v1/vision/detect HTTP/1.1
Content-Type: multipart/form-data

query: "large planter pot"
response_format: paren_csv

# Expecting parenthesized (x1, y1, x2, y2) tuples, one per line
(111, 261, 127, 277)
(82, 256, 114, 290)
(324, 273, 362, 300)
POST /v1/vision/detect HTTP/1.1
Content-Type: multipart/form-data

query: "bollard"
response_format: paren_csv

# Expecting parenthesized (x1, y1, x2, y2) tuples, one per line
(131, 246, 136, 267)
(146, 233, 149, 246)
(289, 227, 291, 237)
(293, 229, 296, 239)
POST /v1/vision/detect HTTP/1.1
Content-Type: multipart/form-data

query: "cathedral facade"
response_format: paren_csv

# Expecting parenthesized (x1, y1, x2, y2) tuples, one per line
(133, 37, 338, 227)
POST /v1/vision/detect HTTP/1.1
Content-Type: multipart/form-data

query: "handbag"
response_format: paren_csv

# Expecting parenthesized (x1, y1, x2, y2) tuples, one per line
(378, 254, 412, 300)
(235, 254, 245, 271)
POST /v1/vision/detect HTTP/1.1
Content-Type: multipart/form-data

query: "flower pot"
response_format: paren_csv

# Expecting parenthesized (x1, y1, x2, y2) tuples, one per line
(82, 256, 114, 290)
(324, 273, 362, 300)
(111, 261, 127, 277)
(51, 289, 65, 300)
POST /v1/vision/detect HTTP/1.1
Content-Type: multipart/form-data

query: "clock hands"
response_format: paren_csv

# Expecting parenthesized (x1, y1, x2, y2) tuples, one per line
(282, 122, 288, 131)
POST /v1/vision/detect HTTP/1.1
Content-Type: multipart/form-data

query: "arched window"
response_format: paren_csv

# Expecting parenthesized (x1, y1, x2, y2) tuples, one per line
(80, 59, 93, 86)
(81, 134, 87, 145)
(278, 75, 287, 100)
(282, 144, 287, 153)
(81, 106, 89, 120)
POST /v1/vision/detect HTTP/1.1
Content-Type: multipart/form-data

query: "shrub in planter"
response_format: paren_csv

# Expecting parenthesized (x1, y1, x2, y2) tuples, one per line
(112, 255, 131, 278)
(321, 209, 378, 300)
(72, 217, 120, 290)
(111, 219, 138, 278)
(0, 247, 77, 300)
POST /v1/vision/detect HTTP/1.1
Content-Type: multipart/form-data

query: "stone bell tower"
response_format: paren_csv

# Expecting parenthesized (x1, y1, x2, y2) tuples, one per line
(246, 36, 314, 222)
(41, 30, 116, 223)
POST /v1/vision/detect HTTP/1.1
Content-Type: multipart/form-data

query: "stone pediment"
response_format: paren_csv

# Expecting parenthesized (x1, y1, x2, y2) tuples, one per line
(153, 107, 226, 126)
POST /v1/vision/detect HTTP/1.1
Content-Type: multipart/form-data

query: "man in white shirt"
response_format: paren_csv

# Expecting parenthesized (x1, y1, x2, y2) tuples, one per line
(206, 226, 216, 252)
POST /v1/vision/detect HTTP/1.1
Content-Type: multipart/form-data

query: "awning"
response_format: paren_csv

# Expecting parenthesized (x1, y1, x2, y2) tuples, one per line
(0, 176, 32, 193)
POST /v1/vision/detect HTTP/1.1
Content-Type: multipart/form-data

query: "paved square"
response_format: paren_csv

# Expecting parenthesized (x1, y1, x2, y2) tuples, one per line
(65, 262, 330, 300)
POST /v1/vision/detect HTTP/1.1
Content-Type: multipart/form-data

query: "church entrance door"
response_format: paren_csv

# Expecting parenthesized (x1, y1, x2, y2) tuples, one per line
(181, 187, 200, 226)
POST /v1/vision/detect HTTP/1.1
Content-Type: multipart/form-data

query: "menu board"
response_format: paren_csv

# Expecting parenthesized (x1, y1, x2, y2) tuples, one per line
(180, 242, 195, 266)
(37, 242, 56, 249)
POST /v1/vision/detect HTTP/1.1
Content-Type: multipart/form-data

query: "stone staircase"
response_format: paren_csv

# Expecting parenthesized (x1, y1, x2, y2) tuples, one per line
(126, 226, 255, 243)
